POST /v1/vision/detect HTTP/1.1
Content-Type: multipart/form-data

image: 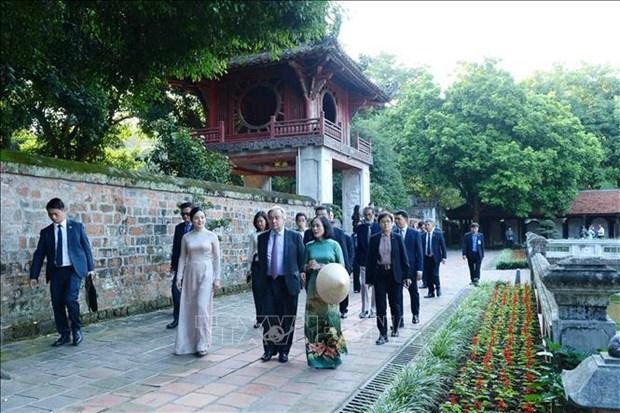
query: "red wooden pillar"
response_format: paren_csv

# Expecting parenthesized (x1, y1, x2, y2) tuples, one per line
(219, 120, 225, 142)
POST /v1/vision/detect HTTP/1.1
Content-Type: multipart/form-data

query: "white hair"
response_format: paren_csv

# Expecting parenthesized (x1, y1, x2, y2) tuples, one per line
(268, 205, 286, 217)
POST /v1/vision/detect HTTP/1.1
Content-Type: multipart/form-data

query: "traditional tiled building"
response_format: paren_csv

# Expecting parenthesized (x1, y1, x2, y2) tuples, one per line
(171, 39, 389, 231)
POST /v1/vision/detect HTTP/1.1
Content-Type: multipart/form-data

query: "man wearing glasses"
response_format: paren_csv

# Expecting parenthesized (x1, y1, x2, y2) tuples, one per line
(168, 202, 193, 329)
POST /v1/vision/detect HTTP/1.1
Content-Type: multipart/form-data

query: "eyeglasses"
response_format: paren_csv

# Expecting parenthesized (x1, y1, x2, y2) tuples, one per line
(181, 212, 190, 217)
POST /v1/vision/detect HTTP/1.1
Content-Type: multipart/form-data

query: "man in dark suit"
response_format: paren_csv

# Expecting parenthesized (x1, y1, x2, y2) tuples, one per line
(394, 211, 423, 325)
(422, 219, 447, 298)
(167, 201, 193, 329)
(30, 198, 95, 347)
(462, 222, 485, 286)
(257, 206, 305, 363)
(355, 206, 380, 318)
(304, 205, 352, 318)
(366, 212, 411, 344)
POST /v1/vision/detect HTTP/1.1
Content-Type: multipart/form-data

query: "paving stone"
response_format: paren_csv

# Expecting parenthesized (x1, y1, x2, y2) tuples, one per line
(111, 383, 155, 398)
(131, 391, 179, 408)
(237, 383, 274, 396)
(0, 394, 38, 410)
(196, 382, 239, 396)
(16, 383, 68, 399)
(30, 394, 80, 411)
(1, 250, 509, 413)
(0, 380, 33, 397)
(159, 382, 203, 396)
(173, 392, 219, 408)
(215, 392, 258, 409)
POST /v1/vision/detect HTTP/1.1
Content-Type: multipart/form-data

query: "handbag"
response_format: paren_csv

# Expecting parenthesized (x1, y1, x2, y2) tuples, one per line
(84, 274, 98, 312)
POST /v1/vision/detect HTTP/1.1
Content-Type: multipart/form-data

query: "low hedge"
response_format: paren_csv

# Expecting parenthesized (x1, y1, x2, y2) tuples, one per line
(370, 284, 493, 413)
(496, 248, 529, 270)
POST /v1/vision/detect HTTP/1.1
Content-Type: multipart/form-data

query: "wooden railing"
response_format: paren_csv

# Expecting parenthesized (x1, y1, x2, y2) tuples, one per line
(192, 115, 371, 159)
(190, 121, 225, 144)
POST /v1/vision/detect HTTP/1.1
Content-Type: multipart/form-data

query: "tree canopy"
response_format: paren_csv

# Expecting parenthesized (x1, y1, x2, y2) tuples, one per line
(0, 0, 338, 160)
(357, 56, 605, 220)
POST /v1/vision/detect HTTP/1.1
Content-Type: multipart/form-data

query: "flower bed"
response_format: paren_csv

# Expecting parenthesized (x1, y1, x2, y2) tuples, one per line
(495, 248, 529, 270)
(440, 284, 543, 412)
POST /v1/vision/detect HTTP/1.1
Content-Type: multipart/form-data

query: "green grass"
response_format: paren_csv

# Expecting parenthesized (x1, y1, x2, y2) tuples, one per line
(370, 284, 494, 413)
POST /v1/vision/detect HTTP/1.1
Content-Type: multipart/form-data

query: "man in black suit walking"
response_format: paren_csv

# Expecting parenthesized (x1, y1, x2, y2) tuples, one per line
(30, 198, 95, 347)
(167, 201, 193, 329)
(462, 222, 485, 286)
(257, 206, 305, 363)
(366, 212, 411, 344)
(394, 211, 423, 325)
(422, 219, 447, 298)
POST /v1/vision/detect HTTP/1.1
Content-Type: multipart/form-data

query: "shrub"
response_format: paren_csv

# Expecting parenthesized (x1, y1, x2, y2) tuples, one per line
(496, 248, 528, 270)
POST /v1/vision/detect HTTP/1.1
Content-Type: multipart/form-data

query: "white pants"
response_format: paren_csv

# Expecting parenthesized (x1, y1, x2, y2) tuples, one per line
(359, 266, 376, 314)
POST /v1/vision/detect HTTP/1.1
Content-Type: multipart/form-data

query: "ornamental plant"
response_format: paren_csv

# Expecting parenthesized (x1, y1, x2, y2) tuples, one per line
(440, 284, 544, 412)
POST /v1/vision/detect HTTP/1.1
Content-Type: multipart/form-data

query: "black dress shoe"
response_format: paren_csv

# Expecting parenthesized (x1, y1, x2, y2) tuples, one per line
(72, 331, 83, 346)
(278, 353, 289, 363)
(423, 293, 435, 298)
(52, 336, 71, 347)
(390, 330, 399, 338)
(375, 336, 388, 345)
(436, 288, 442, 297)
(412, 315, 419, 324)
(354, 290, 360, 293)
(166, 321, 178, 329)
(261, 351, 274, 362)
(340, 312, 348, 319)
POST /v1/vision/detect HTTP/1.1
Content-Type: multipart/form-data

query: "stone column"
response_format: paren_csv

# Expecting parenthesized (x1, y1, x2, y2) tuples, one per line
(542, 257, 620, 353)
(342, 168, 362, 233)
(243, 175, 272, 191)
(296, 146, 332, 204)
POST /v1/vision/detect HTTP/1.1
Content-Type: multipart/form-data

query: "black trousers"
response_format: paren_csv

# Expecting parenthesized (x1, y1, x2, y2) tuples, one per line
(374, 267, 402, 337)
(261, 276, 298, 355)
(50, 266, 81, 337)
(171, 274, 181, 322)
(467, 253, 482, 282)
(424, 256, 441, 295)
(339, 294, 349, 314)
(399, 278, 419, 319)
(353, 264, 361, 292)
(250, 258, 265, 323)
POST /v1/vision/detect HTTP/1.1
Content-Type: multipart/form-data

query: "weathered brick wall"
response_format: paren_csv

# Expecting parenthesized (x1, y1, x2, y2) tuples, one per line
(0, 154, 315, 341)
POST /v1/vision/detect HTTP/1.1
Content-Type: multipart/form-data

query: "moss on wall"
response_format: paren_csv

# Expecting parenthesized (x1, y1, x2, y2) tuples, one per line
(0, 150, 314, 204)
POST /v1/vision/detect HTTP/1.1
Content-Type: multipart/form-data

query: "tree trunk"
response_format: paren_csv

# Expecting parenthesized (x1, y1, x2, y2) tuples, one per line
(472, 196, 481, 223)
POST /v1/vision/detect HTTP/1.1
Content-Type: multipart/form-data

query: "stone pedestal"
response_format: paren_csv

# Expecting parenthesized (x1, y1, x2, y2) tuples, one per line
(543, 257, 620, 353)
(562, 352, 620, 412)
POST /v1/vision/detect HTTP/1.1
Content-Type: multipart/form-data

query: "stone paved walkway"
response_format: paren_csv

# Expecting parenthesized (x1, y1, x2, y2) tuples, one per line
(1, 249, 523, 413)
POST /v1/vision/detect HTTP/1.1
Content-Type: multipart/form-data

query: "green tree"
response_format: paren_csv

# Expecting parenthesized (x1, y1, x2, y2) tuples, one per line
(413, 60, 602, 220)
(524, 64, 620, 187)
(147, 118, 231, 183)
(1, 0, 338, 160)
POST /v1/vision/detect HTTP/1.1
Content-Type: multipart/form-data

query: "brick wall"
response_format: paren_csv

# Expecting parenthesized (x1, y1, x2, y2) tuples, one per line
(0, 154, 315, 341)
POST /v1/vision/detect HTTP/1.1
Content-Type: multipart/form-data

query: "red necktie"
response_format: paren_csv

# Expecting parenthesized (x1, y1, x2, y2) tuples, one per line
(271, 232, 278, 279)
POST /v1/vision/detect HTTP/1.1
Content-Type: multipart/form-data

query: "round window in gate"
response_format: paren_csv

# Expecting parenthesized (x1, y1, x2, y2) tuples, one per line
(239, 85, 280, 128)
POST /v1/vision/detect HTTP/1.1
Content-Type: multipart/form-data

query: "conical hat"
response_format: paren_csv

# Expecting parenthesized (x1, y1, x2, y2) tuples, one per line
(316, 263, 350, 304)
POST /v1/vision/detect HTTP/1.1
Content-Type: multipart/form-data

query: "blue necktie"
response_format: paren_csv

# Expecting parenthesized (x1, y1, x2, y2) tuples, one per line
(184, 223, 192, 234)
(55, 224, 63, 266)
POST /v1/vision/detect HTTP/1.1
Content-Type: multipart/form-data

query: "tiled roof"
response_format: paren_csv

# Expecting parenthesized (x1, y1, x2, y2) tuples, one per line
(566, 189, 620, 215)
